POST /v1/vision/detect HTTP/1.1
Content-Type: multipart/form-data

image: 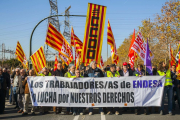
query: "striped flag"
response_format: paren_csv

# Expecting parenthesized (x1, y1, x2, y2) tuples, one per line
(81, 3, 107, 65)
(107, 20, 119, 65)
(54, 55, 58, 71)
(45, 23, 69, 58)
(30, 46, 46, 75)
(71, 27, 83, 69)
(15, 41, 28, 69)
(169, 44, 176, 68)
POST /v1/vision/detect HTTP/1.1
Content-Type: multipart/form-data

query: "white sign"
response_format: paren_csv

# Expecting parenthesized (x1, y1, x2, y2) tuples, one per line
(27, 76, 165, 107)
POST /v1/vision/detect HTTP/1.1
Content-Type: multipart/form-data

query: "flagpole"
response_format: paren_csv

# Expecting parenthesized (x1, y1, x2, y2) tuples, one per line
(107, 42, 108, 65)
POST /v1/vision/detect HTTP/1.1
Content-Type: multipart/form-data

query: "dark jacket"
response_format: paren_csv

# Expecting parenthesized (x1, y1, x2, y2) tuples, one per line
(52, 69, 65, 77)
(0, 73, 10, 91)
(84, 67, 104, 77)
(171, 71, 179, 88)
(119, 69, 134, 76)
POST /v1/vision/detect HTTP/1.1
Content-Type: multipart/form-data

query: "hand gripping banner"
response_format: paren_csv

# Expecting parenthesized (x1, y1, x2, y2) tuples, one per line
(28, 76, 165, 107)
(81, 3, 107, 65)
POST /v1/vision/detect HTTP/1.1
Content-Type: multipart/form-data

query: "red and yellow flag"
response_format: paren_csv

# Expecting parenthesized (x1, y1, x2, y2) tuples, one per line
(45, 23, 69, 58)
(100, 56, 104, 67)
(15, 41, 28, 69)
(30, 46, 46, 75)
(169, 45, 176, 67)
(107, 20, 119, 65)
(71, 27, 83, 69)
(54, 56, 58, 71)
(81, 3, 106, 65)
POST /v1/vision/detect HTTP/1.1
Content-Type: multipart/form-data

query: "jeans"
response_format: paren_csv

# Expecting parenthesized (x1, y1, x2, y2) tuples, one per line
(67, 107, 73, 113)
(9, 86, 13, 103)
(17, 94, 24, 111)
(160, 86, 173, 113)
(73, 107, 83, 113)
(13, 87, 18, 107)
(108, 107, 119, 112)
(89, 107, 103, 113)
(172, 87, 180, 109)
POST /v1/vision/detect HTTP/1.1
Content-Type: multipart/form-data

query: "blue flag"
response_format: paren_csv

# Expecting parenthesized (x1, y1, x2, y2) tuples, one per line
(144, 38, 153, 75)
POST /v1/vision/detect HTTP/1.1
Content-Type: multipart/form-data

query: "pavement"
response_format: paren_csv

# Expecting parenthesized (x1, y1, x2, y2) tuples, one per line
(0, 100, 180, 120)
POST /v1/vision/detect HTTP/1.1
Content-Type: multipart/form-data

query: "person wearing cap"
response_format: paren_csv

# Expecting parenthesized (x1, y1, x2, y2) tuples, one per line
(105, 64, 120, 115)
(71, 69, 84, 116)
(119, 62, 134, 113)
(119, 62, 134, 77)
(64, 64, 76, 115)
(84, 60, 104, 115)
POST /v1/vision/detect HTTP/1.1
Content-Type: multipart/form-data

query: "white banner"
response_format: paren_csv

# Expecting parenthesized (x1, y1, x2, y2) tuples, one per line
(27, 76, 165, 107)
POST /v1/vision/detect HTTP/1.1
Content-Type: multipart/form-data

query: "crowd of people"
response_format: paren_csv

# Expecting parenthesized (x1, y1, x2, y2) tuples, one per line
(0, 61, 180, 116)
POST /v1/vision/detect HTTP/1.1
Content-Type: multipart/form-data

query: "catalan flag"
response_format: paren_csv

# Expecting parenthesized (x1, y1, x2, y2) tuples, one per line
(30, 46, 46, 75)
(107, 20, 119, 65)
(71, 27, 83, 69)
(54, 55, 58, 71)
(169, 44, 176, 67)
(81, 3, 106, 65)
(71, 27, 83, 52)
(45, 23, 69, 58)
(15, 41, 28, 69)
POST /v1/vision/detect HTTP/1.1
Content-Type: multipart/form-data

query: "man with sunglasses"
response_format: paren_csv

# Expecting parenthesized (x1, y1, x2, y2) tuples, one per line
(0, 67, 10, 114)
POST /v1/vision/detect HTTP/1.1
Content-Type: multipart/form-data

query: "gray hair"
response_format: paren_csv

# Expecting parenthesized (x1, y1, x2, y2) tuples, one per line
(42, 67, 47, 71)
(15, 68, 20, 71)
(89, 61, 96, 67)
(68, 64, 75, 69)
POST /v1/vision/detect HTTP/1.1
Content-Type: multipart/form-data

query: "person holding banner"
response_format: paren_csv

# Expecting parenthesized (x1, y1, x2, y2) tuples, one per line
(64, 64, 75, 115)
(39, 67, 50, 115)
(105, 64, 120, 115)
(22, 69, 36, 115)
(71, 69, 84, 116)
(157, 62, 173, 115)
(134, 64, 149, 115)
(84, 61, 104, 115)
(52, 62, 65, 115)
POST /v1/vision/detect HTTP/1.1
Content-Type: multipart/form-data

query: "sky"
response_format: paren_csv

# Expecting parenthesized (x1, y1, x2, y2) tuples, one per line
(0, 0, 169, 62)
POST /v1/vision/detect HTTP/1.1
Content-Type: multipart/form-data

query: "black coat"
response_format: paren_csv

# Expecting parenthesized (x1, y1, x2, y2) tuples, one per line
(84, 67, 104, 77)
(0, 73, 10, 90)
(52, 69, 65, 77)
(119, 69, 134, 76)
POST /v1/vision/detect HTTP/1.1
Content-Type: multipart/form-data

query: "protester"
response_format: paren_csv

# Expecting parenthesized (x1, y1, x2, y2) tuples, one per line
(39, 67, 50, 115)
(133, 64, 149, 115)
(52, 62, 65, 114)
(157, 61, 173, 115)
(22, 69, 36, 115)
(71, 69, 84, 116)
(119, 62, 133, 76)
(105, 64, 120, 115)
(0, 67, 10, 114)
(119, 62, 134, 113)
(116, 66, 121, 74)
(11, 68, 20, 110)
(84, 61, 104, 115)
(64, 64, 75, 115)
(171, 65, 180, 110)
(3, 68, 10, 100)
(16, 69, 27, 113)
(9, 70, 14, 104)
